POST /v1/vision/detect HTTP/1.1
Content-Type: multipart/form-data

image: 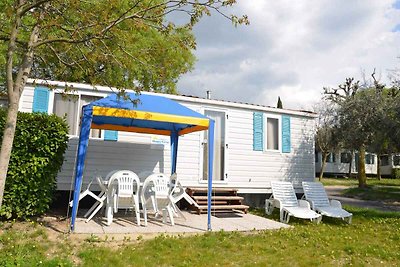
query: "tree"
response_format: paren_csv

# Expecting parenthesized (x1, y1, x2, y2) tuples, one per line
(277, 96, 283, 108)
(324, 78, 371, 187)
(0, 0, 248, 208)
(325, 73, 389, 187)
(386, 67, 400, 150)
(314, 101, 341, 181)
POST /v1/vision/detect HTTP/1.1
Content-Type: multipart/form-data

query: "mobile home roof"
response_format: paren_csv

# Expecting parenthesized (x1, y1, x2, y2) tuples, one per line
(27, 79, 317, 118)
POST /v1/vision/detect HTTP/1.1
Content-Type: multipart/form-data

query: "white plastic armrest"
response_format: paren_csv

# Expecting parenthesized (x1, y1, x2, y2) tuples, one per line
(275, 199, 283, 210)
(308, 199, 316, 210)
(330, 199, 342, 209)
(265, 199, 273, 214)
(298, 199, 311, 209)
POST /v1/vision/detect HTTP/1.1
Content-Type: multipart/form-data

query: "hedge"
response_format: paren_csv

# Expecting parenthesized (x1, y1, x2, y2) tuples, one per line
(0, 109, 69, 219)
(392, 168, 400, 179)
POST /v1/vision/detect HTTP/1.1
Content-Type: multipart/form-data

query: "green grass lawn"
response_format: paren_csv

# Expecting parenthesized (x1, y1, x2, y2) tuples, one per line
(1, 206, 400, 266)
(321, 177, 400, 187)
(321, 178, 400, 202)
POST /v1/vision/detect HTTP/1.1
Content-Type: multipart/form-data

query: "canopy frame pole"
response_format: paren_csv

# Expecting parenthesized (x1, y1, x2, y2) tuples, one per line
(170, 131, 179, 174)
(70, 107, 93, 231)
(207, 119, 215, 231)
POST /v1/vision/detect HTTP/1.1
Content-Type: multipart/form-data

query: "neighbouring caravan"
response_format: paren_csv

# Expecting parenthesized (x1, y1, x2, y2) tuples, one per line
(315, 151, 378, 177)
(380, 154, 400, 177)
(19, 79, 317, 205)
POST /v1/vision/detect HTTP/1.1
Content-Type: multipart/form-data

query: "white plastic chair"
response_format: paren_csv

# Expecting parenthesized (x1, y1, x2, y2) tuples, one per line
(106, 170, 141, 226)
(68, 176, 107, 223)
(141, 173, 174, 226)
(266, 181, 322, 224)
(169, 173, 198, 218)
(302, 181, 352, 224)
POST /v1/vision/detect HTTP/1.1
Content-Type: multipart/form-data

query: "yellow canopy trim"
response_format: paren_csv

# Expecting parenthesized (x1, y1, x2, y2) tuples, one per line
(92, 106, 210, 127)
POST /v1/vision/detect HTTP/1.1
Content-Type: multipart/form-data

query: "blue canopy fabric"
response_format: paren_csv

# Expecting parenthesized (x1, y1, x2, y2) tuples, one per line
(70, 93, 214, 231)
(87, 93, 210, 136)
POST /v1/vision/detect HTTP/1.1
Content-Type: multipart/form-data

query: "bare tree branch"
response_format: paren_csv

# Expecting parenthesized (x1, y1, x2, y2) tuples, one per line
(18, 0, 52, 17)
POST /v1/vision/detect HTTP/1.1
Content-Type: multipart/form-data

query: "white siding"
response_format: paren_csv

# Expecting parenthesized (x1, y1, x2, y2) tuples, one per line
(22, 81, 316, 193)
(19, 85, 35, 112)
(380, 154, 400, 176)
(225, 108, 315, 192)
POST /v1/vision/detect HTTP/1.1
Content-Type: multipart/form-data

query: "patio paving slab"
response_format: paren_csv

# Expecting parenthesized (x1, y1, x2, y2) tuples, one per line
(72, 210, 289, 234)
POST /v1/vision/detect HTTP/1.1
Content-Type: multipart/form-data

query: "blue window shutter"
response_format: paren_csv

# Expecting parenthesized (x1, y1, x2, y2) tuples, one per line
(104, 130, 118, 141)
(253, 112, 264, 151)
(32, 87, 50, 113)
(282, 115, 291, 153)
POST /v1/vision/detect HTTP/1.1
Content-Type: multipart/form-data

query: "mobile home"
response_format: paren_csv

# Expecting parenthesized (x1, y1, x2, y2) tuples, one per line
(380, 154, 400, 177)
(315, 151, 378, 177)
(19, 79, 317, 204)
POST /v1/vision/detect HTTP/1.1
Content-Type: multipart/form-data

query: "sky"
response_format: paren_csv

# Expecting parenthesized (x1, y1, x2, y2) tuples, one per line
(176, 0, 400, 110)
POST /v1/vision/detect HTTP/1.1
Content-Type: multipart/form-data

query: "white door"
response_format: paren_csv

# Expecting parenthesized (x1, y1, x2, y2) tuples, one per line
(202, 110, 227, 181)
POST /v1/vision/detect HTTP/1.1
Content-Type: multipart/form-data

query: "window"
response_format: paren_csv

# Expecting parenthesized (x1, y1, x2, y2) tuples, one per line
(315, 151, 319, 163)
(53, 94, 79, 135)
(340, 152, 352, 164)
(393, 155, 400, 166)
(53, 93, 101, 137)
(380, 155, 389, 166)
(326, 153, 336, 163)
(366, 154, 375, 165)
(0, 97, 8, 108)
(266, 117, 279, 150)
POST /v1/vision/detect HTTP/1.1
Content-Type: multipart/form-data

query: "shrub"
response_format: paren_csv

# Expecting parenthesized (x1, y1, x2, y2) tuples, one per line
(392, 168, 400, 179)
(0, 109, 69, 219)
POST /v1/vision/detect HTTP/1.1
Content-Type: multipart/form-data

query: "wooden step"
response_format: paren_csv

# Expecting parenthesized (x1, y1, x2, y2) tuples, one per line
(192, 196, 244, 201)
(192, 196, 243, 200)
(186, 187, 247, 215)
(194, 204, 249, 214)
(187, 187, 238, 194)
(196, 200, 229, 205)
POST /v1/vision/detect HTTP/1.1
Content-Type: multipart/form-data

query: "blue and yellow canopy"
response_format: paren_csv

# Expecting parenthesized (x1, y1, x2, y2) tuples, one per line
(71, 92, 215, 232)
(86, 93, 210, 136)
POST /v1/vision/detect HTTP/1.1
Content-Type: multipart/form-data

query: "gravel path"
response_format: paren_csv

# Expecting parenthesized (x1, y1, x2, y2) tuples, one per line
(325, 185, 400, 212)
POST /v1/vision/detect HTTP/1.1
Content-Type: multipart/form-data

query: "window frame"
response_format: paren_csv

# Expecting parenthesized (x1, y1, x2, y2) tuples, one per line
(264, 114, 282, 152)
(365, 154, 375, 165)
(393, 155, 400, 166)
(340, 152, 352, 164)
(326, 152, 336, 163)
(50, 90, 107, 138)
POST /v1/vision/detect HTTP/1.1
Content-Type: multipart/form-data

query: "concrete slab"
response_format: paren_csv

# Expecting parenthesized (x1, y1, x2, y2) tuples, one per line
(72, 210, 289, 234)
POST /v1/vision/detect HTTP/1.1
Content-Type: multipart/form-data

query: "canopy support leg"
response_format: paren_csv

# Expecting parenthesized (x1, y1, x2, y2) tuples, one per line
(207, 120, 215, 231)
(70, 108, 93, 231)
(170, 131, 179, 174)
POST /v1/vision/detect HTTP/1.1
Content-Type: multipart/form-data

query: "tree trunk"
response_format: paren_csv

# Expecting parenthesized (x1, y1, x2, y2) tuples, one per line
(348, 150, 353, 178)
(377, 154, 381, 180)
(0, 7, 41, 208)
(0, 94, 20, 207)
(319, 152, 328, 181)
(357, 146, 367, 188)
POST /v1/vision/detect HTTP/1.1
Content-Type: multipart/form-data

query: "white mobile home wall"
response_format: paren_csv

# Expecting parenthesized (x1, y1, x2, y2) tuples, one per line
(20, 80, 316, 194)
(380, 154, 400, 177)
(315, 151, 378, 177)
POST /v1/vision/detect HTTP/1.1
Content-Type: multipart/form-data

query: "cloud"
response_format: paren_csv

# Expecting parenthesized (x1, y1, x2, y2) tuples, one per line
(177, 0, 400, 110)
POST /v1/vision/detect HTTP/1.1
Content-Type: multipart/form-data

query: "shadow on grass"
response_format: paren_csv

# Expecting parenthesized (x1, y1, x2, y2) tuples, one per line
(372, 181, 400, 187)
(343, 186, 400, 202)
(250, 205, 400, 226)
(346, 206, 400, 219)
(250, 208, 349, 226)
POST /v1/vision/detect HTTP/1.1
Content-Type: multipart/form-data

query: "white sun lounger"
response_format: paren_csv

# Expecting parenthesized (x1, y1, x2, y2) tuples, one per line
(266, 181, 322, 224)
(302, 181, 352, 224)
